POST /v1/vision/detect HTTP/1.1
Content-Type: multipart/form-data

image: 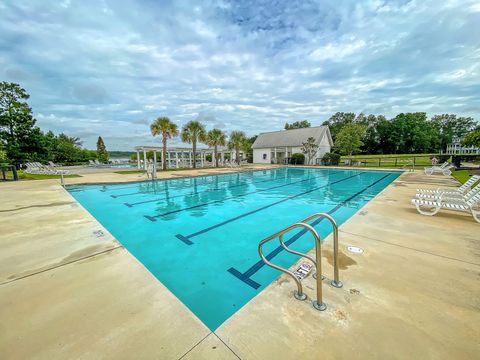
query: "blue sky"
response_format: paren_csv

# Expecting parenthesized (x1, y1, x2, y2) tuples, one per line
(1, 0, 479, 150)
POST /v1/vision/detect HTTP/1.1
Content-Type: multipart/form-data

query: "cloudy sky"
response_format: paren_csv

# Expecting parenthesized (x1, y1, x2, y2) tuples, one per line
(1, 0, 479, 149)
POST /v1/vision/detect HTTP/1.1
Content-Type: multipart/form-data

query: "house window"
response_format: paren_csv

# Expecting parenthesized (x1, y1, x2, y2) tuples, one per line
(263, 153, 267, 160)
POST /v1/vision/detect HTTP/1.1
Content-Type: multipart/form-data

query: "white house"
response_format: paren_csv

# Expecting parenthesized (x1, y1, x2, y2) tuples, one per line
(252, 126, 333, 165)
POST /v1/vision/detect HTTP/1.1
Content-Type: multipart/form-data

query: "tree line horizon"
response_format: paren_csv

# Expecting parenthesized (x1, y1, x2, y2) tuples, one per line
(1, 81, 479, 167)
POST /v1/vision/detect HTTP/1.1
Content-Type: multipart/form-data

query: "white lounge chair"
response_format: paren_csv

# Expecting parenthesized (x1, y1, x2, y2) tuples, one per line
(411, 190, 480, 223)
(416, 175, 480, 198)
(25, 163, 40, 174)
(424, 162, 455, 176)
(416, 182, 480, 201)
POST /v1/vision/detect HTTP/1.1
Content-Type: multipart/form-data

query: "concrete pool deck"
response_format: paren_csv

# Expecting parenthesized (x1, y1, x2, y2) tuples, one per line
(0, 167, 478, 359)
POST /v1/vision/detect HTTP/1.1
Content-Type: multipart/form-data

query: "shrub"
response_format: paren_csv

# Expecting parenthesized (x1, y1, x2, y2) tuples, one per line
(322, 152, 341, 166)
(290, 153, 305, 165)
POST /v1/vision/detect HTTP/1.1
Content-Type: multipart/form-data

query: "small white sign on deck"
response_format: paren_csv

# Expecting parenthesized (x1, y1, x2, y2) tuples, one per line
(294, 262, 313, 280)
(347, 246, 364, 254)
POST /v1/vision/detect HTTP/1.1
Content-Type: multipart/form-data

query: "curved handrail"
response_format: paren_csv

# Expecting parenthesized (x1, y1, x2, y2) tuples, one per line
(299, 213, 343, 288)
(258, 222, 326, 310)
(278, 234, 316, 266)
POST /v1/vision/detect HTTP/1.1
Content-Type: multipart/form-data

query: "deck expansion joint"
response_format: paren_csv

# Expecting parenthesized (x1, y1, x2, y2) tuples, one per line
(177, 332, 213, 360)
(213, 332, 242, 360)
(0, 245, 124, 286)
(339, 230, 480, 267)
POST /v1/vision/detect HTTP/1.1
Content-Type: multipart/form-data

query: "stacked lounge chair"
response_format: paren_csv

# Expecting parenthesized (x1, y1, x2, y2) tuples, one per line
(25, 162, 52, 174)
(412, 177, 480, 223)
(25, 162, 69, 175)
(416, 175, 480, 199)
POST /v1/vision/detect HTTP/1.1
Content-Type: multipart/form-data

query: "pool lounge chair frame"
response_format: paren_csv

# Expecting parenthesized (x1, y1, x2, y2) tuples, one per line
(416, 175, 480, 199)
(412, 191, 480, 223)
(424, 161, 455, 176)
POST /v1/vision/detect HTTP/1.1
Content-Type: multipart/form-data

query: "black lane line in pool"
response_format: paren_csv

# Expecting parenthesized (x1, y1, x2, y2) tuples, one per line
(145, 171, 344, 222)
(227, 173, 392, 289)
(110, 171, 281, 198)
(173, 172, 363, 245)
(105, 168, 290, 195)
(110, 176, 239, 198)
(123, 175, 290, 208)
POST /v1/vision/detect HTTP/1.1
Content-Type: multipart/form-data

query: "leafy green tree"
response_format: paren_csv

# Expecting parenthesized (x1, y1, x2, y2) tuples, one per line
(0, 144, 6, 163)
(151, 116, 178, 170)
(462, 127, 480, 147)
(431, 114, 476, 150)
(322, 112, 356, 141)
(301, 137, 319, 165)
(52, 133, 83, 163)
(228, 130, 247, 165)
(0, 82, 40, 166)
(181, 120, 206, 169)
(285, 120, 311, 130)
(374, 117, 397, 154)
(361, 115, 386, 154)
(334, 123, 366, 156)
(392, 113, 440, 153)
(205, 128, 226, 167)
(96, 136, 109, 163)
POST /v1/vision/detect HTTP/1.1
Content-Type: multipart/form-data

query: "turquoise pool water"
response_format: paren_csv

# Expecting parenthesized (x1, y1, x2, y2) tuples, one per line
(68, 167, 400, 330)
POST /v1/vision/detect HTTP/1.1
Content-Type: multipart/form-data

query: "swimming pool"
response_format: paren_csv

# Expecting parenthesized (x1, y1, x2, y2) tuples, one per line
(68, 167, 401, 330)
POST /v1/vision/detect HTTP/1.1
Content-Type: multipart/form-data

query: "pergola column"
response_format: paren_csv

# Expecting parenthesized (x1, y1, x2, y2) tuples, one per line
(176, 152, 179, 168)
(153, 151, 157, 178)
(143, 149, 147, 170)
(137, 150, 140, 169)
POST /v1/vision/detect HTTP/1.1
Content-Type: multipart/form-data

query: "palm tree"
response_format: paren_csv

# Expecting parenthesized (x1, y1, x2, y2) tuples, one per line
(205, 128, 226, 167)
(228, 130, 247, 165)
(181, 120, 206, 169)
(150, 116, 178, 171)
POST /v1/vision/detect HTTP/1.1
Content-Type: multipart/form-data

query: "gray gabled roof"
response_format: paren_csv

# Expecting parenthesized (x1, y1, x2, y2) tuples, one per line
(252, 126, 332, 149)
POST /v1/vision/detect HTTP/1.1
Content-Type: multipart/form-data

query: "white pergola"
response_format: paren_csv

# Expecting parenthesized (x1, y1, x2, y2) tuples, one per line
(134, 145, 245, 171)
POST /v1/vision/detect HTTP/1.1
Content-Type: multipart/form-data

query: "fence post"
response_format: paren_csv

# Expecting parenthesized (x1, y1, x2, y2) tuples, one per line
(394, 158, 398, 167)
(378, 158, 381, 167)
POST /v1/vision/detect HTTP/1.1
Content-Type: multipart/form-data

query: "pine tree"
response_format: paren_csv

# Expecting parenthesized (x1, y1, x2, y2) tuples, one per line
(96, 136, 109, 163)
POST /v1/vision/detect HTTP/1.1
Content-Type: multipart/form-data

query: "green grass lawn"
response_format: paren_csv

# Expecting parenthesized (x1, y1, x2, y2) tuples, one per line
(341, 153, 438, 159)
(114, 170, 146, 174)
(339, 153, 448, 168)
(3, 170, 81, 180)
(451, 170, 472, 184)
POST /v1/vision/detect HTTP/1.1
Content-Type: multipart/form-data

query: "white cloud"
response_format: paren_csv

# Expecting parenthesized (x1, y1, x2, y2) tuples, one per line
(0, 0, 478, 149)
(310, 40, 367, 61)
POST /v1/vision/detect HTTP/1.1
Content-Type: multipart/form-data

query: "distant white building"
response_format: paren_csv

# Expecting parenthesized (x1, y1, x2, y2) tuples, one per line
(444, 136, 480, 155)
(252, 126, 333, 164)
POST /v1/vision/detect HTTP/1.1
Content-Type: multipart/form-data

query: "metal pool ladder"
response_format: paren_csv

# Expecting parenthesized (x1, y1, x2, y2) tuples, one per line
(258, 213, 342, 311)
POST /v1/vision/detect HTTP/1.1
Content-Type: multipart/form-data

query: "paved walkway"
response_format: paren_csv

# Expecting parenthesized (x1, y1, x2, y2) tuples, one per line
(0, 168, 478, 359)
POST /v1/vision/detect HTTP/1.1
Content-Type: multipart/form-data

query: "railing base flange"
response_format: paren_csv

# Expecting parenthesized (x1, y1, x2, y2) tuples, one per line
(294, 291, 307, 301)
(312, 301, 327, 311)
(312, 273, 326, 280)
(331, 280, 343, 288)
